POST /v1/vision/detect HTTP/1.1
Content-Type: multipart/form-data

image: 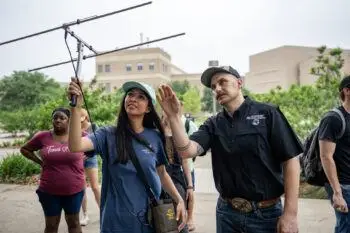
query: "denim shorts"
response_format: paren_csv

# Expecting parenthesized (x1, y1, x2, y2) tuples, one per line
(84, 156, 98, 169)
(36, 189, 84, 216)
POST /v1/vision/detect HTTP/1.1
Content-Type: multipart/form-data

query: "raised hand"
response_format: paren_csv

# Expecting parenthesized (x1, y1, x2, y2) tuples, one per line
(67, 77, 83, 107)
(157, 84, 181, 118)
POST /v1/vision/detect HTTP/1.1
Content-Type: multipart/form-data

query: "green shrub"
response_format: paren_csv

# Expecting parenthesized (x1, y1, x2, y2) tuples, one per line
(0, 141, 11, 148)
(299, 182, 328, 199)
(0, 153, 41, 183)
(11, 138, 26, 147)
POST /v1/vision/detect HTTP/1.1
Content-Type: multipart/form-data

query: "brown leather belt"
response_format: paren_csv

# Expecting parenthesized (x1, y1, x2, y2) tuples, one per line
(223, 197, 280, 213)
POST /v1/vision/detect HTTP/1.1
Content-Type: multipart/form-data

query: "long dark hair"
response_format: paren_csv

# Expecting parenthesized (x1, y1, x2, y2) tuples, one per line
(115, 91, 165, 164)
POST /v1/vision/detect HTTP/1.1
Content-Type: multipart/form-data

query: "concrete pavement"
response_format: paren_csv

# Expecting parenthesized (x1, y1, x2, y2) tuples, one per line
(0, 183, 336, 233)
(0, 152, 337, 232)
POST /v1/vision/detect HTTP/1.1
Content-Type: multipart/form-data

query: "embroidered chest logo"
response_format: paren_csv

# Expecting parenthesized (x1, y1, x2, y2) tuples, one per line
(246, 114, 266, 126)
(141, 144, 153, 154)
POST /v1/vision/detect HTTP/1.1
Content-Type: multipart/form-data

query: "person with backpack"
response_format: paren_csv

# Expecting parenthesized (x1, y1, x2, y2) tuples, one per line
(158, 66, 303, 233)
(319, 76, 350, 232)
(180, 102, 198, 232)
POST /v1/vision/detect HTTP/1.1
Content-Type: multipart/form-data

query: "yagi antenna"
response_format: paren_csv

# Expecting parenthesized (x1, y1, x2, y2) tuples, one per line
(1, 1, 185, 127)
(28, 33, 185, 72)
(0, 1, 152, 47)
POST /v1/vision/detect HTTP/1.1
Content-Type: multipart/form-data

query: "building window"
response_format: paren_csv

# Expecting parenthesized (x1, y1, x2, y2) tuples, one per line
(149, 62, 155, 71)
(162, 64, 168, 72)
(97, 65, 103, 73)
(105, 83, 111, 93)
(126, 64, 132, 72)
(137, 63, 143, 71)
(105, 64, 111, 72)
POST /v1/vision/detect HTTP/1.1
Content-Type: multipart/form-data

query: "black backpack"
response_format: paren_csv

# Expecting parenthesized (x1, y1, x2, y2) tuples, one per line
(300, 108, 346, 186)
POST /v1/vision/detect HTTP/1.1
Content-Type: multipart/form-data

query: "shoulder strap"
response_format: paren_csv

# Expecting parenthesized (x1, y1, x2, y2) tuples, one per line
(185, 118, 190, 134)
(127, 131, 158, 204)
(330, 108, 346, 139)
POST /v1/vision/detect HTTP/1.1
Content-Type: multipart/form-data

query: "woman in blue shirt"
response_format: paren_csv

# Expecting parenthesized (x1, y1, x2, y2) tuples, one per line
(67, 79, 186, 233)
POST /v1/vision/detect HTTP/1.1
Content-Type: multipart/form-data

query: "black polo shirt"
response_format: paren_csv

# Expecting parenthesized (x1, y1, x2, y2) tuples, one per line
(318, 106, 350, 184)
(190, 97, 303, 201)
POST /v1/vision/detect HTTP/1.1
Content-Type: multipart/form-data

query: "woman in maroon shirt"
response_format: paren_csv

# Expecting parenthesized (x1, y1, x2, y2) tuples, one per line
(20, 107, 85, 233)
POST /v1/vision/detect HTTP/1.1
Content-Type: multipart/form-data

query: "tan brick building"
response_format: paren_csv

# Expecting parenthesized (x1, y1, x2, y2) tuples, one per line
(94, 47, 203, 93)
(244, 46, 350, 93)
(93, 45, 350, 96)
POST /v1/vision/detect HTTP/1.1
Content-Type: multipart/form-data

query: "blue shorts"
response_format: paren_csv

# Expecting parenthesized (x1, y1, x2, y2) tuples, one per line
(36, 189, 84, 216)
(84, 155, 98, 169)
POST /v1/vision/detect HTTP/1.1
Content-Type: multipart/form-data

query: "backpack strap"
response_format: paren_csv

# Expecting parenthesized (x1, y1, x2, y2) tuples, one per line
(330, 108, 346, 139)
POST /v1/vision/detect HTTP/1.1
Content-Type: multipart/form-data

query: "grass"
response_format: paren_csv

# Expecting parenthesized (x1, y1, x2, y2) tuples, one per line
(0, 153, 41, 184)
(299, 182, 328, 199)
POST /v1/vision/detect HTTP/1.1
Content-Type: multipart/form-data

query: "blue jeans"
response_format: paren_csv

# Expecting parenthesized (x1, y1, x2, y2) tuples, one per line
(325, 183, 350, 233)
(216, 197, 282, 233)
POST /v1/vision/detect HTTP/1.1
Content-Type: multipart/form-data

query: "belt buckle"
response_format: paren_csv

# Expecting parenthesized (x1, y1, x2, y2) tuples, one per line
(229, 197, 253, 213)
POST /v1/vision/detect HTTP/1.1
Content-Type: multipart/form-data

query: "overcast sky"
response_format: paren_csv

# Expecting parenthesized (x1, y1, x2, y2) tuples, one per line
(1, 0, 349, 82)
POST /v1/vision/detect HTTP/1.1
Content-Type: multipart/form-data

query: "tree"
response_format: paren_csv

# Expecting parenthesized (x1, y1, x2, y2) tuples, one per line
(200, 88, 222, 112)
(311, 46, 344, 88)
(251, 46, 344, 140)
(170, 80, 190, 100)
(0, 71, 62, 111)
(0, 84, 124, 136)
(182, 88, 201, 114)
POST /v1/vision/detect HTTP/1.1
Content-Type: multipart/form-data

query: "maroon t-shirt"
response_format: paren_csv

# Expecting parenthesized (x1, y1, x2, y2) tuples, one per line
(27, 131, 85, 195)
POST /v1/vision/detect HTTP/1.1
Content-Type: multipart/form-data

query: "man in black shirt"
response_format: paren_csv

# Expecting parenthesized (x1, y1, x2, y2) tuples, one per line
(319, 75, 350, 233)
(158, 66, 303, 233)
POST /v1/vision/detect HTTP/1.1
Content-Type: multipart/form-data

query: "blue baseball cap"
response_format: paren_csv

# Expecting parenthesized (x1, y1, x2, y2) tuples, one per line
(122, 81, 156, 105)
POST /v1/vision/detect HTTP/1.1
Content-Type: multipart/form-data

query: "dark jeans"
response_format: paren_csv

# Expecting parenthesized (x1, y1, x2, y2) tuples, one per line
(325, 183, 350, 233)
(216, 197, 282, 233)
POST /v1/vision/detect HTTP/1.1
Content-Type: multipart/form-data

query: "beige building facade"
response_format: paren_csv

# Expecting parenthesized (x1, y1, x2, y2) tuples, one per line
(244, 46, 350, 93)
(93, 45, 350, 96)
(94, 47, 203, 93)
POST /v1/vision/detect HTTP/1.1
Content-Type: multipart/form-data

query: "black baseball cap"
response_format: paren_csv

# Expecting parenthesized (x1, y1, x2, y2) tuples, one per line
(339, 75, 350, 91)
(201, 66, 241, 88)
